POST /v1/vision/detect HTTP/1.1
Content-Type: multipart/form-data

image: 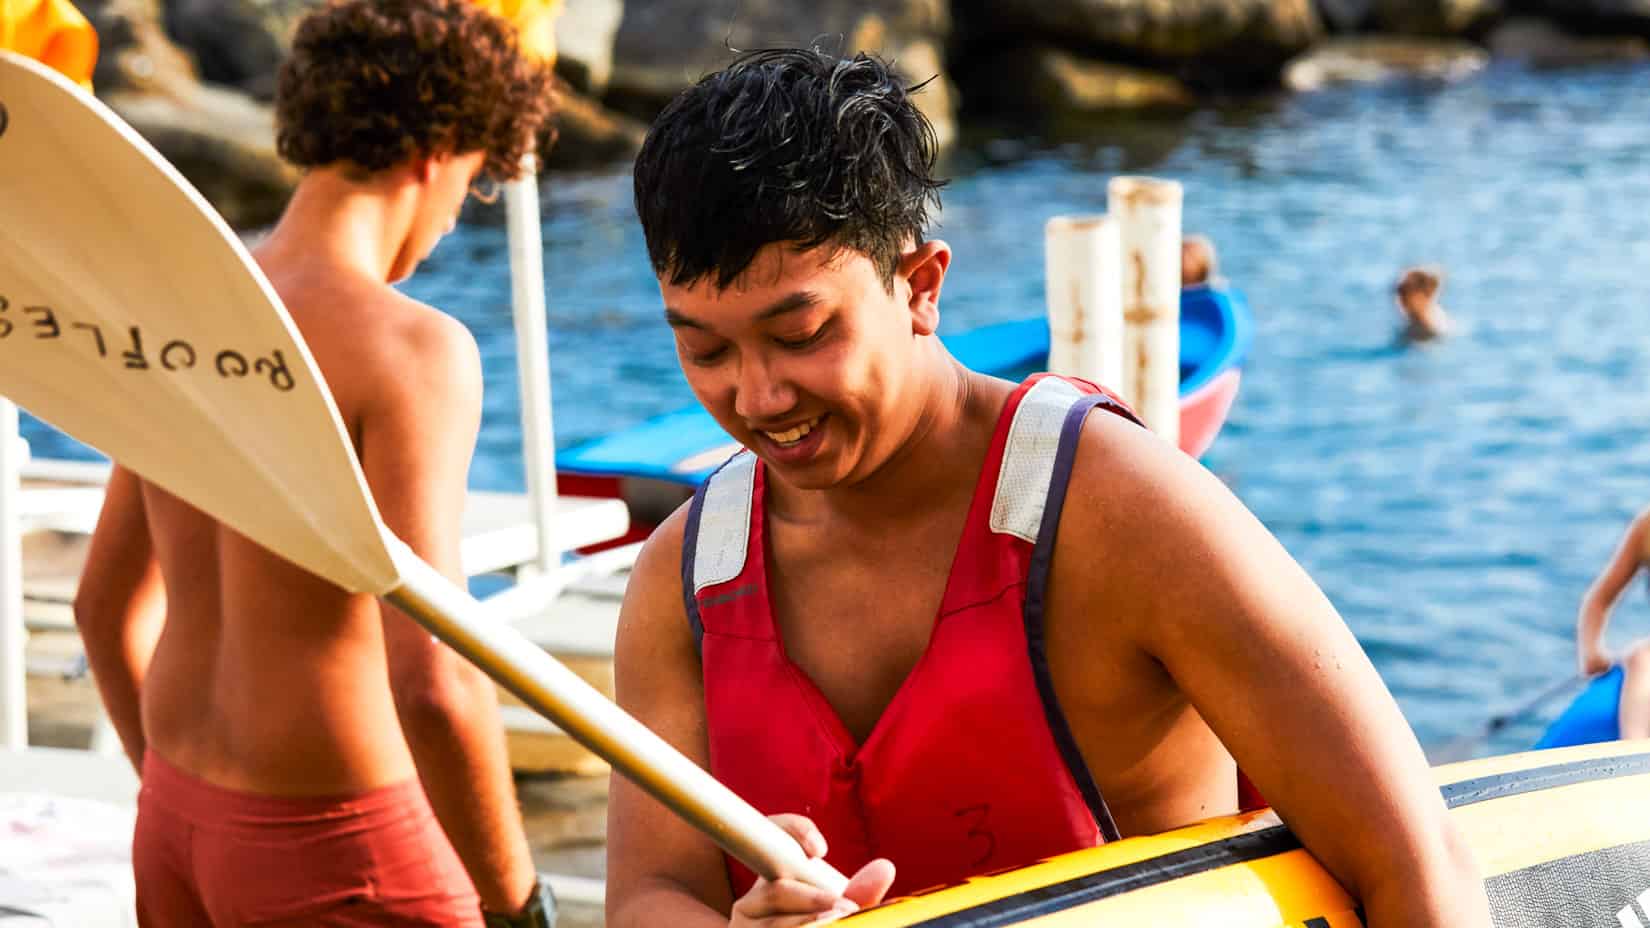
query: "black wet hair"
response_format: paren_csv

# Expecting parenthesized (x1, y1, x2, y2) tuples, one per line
(632, 47, 945, 292)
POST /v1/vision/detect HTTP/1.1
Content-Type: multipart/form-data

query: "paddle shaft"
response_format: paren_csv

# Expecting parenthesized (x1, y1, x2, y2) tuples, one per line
(1488, 673, 1585, 732)
(382, 544, 850, 895)
(1429, 672, 1587, 763)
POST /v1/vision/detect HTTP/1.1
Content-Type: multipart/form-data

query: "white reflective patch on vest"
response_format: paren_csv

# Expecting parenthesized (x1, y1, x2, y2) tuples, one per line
(989, 378, 1085, 543)
(693, 452, 758, 592)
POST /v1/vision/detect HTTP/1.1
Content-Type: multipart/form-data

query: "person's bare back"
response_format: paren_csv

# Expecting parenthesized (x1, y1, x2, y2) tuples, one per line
(73, 2, 559, 924)
(132, 265, 473, 796)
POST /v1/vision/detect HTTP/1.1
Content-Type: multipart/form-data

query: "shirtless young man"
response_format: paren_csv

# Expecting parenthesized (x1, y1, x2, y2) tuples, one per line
(73, 2, 556, 924)
(606, 49, 1490, 928)
(1577, 506, 1650, 740)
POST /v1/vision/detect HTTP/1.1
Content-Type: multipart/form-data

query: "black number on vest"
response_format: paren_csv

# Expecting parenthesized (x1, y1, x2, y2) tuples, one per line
(955, 804, 996, 868)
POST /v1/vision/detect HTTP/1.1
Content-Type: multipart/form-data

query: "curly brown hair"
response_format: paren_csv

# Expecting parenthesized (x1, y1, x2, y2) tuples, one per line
(275, 0, 553, 181)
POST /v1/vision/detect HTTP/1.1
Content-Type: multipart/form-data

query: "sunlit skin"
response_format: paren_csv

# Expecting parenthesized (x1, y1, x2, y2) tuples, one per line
(1576, 506, 1650, 738)
(389, 150, 486, 282)
(608, 241, 1490, 928)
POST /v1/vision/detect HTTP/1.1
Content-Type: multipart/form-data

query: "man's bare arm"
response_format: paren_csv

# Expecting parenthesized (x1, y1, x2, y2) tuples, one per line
(607, 509, 743, 927)
(74, 465, 166, 771)
(1058, 415, 1490, 927)
(1577, 508, 1650, 674)
(359, 311, 535, 915)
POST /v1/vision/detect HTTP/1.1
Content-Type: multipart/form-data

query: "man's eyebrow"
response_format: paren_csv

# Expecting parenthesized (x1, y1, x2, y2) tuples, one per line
(664, 291, 821, 329)
(755, 291, 821, 321)
(663, 307, 704, 329)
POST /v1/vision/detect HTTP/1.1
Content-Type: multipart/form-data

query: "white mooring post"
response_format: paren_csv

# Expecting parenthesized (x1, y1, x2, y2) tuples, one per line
(1044, 215, 1123, 387)
(1, 401, 27, 748)
(505, 155, 560, 577)
(1107, 177, 1183, 447)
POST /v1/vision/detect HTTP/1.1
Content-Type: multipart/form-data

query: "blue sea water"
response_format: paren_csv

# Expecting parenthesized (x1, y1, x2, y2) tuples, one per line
(21, 59, 1650, 755)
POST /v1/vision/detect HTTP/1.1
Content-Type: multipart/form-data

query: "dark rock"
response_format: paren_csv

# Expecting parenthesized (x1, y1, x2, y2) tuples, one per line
(1315, 0, 1375, 31)
(161, 0, 319, 100)
(1368, 0, 1501, 34)
(966, 45, 1196, 114)
(77, 0, 198, 95)
(1487, 15, 1650, 63)
(1283, 35, 1488, 88)
(102, 83, 298, 228)
(73, 0, 293, 226)
(1510, 0, 1650, 37)
(606, 0, 956, 145)
(161, 0, 622, 101)
(953, 0, 1325, 87)
(879, 34, 958, 149)
(540, 79, 648, 169)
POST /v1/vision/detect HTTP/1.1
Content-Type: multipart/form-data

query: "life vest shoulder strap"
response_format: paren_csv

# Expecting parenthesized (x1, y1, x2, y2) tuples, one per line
(681, 450, 758, 648)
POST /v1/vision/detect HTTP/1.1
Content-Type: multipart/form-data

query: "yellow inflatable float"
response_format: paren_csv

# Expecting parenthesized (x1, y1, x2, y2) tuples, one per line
(822, 740, 1650, 926)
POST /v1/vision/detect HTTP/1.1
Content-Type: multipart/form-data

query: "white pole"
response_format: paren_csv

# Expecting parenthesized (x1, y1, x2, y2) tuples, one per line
(1045, 215, 1123, 387)
(1108, 177, 1183, 447)
(505, 154, 560, 576)
(0, 401, 28, 747)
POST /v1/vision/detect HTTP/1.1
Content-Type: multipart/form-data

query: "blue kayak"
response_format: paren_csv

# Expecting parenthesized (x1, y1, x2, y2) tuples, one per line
(558, 285, 1255, 488)
(1534, 666, 1624, 750)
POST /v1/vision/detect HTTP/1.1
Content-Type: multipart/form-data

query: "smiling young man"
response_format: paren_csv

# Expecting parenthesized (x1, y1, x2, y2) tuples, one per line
(606, 48, 1490, 928)
(74, 2, 557, 925)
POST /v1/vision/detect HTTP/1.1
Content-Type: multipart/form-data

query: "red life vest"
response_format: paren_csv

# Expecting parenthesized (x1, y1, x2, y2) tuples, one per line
(683, 375, 1138, 898)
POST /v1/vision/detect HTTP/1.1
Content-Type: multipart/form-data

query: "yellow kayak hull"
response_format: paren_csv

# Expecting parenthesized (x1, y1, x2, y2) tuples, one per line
(829, 740, 1650, 927)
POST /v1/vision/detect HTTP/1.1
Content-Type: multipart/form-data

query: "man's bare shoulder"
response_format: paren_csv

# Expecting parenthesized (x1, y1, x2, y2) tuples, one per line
(613, 502, 705, 681)
(1053, 410, 1260, 625)
(316, 277, 475, 375)
(368, 293, 482, 399)
(1061, 410, 1220, 541)
(1056, 406, 1330, 662)
(272, 269, 481, 421)
(619, 503, 692, 638)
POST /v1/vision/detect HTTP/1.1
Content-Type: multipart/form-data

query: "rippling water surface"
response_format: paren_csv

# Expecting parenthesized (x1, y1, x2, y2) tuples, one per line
(25, 60, 1650, 754)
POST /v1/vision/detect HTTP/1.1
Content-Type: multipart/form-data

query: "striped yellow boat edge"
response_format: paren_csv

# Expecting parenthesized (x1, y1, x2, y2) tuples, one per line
(823, 741, 1650, 927)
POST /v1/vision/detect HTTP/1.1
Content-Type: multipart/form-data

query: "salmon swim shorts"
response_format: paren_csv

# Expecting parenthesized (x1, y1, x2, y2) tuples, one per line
(133, 750, 482, 927)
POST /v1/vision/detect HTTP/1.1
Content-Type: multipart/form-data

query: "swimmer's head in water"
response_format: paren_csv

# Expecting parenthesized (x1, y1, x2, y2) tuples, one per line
(273, 0, 554, 185)
(1395, 267, 1442, 316)
(1182, 235, 1217, 286)
(633, 48, 946, 294)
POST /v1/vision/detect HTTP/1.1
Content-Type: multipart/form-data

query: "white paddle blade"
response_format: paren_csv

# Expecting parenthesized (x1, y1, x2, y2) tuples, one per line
(0, 51, 399, 595)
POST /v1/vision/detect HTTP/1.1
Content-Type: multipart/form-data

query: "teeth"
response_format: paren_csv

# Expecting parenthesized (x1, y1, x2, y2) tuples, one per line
(763, 416, 821, 446)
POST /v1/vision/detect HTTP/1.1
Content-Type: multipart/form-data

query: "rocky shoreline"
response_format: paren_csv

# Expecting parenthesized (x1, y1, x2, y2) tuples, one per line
(83, 0, 1649, 228)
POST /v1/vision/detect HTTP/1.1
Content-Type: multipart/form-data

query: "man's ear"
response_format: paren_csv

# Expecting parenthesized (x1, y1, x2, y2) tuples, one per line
(900, 240, 951, 337)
